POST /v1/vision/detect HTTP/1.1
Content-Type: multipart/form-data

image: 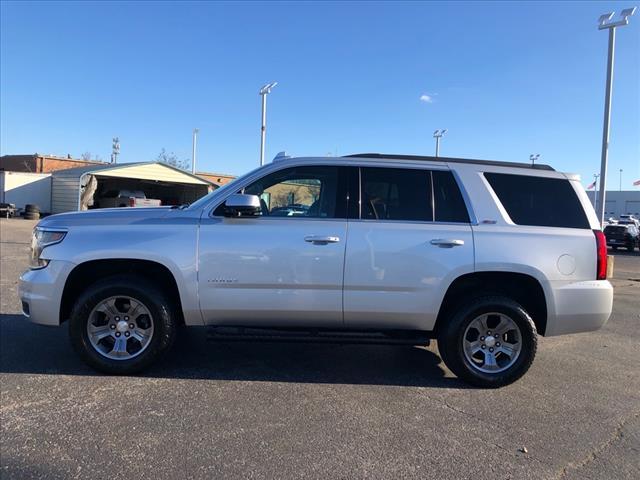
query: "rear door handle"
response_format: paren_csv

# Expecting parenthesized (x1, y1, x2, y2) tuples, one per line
(305, 235, 340, 244)
(430, 238, 465, 248)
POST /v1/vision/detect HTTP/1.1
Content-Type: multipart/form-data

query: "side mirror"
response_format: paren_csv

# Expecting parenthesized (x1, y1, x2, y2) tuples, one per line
(223, 194, 262, 217)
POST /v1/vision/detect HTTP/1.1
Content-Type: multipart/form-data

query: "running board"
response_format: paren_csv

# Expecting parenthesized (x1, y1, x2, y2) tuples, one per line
(206, 326, 430, 346)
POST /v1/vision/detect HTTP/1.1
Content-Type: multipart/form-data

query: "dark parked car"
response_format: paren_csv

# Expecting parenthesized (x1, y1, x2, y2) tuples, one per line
(604, 224, 639, 252)
(0, 203, 17, 218)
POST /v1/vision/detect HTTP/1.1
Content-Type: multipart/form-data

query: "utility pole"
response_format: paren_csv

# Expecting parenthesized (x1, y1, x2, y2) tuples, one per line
(593, 173, 600, 213)
(596, 8, 636, 227)
(433, 129, 447, 157)
(259, 82, 278, 166)
(191, 128, 199, 174)
(111, 137, 120, 164)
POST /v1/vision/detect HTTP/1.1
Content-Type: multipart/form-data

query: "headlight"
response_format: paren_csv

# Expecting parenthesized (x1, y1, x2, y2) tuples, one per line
(30, 228, 66, 269)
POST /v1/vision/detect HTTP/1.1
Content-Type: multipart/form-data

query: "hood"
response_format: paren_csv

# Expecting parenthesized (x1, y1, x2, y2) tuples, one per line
(37, 207, 176, 229)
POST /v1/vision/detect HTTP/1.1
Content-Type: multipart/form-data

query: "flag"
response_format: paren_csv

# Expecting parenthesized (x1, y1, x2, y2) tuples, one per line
(634, 179, 640, 186)
(587, 181, 596, 189)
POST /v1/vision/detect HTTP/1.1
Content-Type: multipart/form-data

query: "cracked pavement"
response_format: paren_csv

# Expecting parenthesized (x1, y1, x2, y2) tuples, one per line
(1, 218, 639, 479)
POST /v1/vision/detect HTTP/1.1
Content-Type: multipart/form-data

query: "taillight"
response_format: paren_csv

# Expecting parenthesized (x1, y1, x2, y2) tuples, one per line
(594, 230, 607, 280)
(129, 197, 135, 207)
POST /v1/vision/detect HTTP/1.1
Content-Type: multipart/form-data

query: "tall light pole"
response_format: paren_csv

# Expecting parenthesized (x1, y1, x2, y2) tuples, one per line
(530, 154, 540, 166)
(596, 8, 636, 227)
(619, 169, 623, 191)
(259, 82, 278, 166)
(593, 173, 600, 213)
(433, 129, 447, 157)
(111, 137, 120, 164)
(191, 128, 199, 174)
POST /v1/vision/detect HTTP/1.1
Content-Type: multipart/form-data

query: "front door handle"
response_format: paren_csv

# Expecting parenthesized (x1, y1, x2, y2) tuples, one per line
(305, 235, 340, 244)
(430, 238, 465, 248)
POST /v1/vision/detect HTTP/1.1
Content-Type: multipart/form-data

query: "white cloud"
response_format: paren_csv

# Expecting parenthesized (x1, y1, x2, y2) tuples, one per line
(420, 94, 434, 103)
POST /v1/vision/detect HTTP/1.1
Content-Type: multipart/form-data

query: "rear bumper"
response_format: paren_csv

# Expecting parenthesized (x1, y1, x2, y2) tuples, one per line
(18, 260, 75, 326)
(544, 280, 613, 336)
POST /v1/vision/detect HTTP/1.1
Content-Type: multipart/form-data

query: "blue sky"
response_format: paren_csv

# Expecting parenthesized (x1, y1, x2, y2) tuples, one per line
(1, 1, 638, 188)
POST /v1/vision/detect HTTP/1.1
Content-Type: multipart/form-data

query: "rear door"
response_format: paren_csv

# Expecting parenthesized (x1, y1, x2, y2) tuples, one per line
(343, 167, 474, 331)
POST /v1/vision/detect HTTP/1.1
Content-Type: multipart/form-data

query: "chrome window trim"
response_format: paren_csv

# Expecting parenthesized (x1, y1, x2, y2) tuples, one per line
(348, 218, 476, 227)
(204, 159, 465, 223)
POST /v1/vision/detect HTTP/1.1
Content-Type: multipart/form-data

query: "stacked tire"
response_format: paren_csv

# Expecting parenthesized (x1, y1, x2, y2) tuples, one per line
(24, 204, 40, 220)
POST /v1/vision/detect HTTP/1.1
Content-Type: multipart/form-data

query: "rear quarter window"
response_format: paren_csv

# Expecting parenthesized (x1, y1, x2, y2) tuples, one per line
(484, 173, 589, 229)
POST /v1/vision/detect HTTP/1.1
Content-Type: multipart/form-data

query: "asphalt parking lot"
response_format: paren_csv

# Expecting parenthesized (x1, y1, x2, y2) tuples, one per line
(1, 217, 639, 480)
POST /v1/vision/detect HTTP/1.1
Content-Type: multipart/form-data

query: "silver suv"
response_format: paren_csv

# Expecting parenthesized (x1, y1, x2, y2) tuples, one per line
(19, 154, 613, 387)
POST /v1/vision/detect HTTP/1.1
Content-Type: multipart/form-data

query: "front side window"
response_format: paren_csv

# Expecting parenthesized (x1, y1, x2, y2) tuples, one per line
(361, 167, 432, 221)
(216, 165, 347, 218)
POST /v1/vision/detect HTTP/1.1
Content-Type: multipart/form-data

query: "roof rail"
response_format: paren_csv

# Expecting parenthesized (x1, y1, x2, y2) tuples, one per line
(343, 153, 555, 171)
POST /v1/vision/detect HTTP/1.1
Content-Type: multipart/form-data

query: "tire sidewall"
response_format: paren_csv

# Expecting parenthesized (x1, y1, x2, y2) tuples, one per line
(439, 297, 537, 388)
(69, 277, 175, 374)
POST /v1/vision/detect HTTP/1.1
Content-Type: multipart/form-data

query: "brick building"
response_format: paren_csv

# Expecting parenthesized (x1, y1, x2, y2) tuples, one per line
(0, 154, 106, 173)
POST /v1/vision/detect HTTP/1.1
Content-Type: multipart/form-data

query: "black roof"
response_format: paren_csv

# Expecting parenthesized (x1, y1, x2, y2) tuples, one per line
(343, 153, 555, 171)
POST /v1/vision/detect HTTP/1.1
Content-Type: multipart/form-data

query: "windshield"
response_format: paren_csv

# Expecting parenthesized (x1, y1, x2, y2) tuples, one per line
(188, 165, 262, 211)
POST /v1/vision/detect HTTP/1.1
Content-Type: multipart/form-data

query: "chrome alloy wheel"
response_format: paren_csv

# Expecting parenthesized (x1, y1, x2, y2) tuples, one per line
(86, 296, 154, 360)
(462, 312, 522, 374)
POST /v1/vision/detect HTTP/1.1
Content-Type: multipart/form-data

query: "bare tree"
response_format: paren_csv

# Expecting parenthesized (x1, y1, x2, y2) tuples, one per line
(80, 152, 103, 162)
(156, 148, 189, 171)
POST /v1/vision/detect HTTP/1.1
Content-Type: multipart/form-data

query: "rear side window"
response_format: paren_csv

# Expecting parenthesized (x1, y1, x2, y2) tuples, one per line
(485, 173, 589, 229)
(432, 171, 469, 223)
(361, 167, 432, 221)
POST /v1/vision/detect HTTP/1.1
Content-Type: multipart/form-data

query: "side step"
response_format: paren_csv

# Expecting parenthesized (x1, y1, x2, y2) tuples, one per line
(206, 326, 430, 346)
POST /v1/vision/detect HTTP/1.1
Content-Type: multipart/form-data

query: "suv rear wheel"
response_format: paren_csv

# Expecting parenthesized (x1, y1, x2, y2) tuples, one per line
(69, 275, 177, 374)
(437, 296, 537, 388)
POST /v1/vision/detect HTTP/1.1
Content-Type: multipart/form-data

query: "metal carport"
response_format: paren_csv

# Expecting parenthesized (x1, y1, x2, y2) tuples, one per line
(51, 162, 214, 214)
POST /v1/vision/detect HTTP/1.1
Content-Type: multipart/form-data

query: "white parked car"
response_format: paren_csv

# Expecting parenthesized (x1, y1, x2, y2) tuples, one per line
(617, 214, 640, 227)
(19, 154, 613, 387)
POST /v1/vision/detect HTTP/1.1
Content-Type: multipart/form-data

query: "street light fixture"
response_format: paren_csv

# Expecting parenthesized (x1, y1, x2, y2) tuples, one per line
(596, 7, 636, 227)
(433, 129, 447, 157)
(530, 154, 540, 166)
(259, 82, 278, 166)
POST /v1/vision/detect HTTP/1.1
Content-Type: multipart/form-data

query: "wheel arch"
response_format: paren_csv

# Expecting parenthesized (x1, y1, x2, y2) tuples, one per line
(434, 271, 548, 336)
(60, 259, 185, 326)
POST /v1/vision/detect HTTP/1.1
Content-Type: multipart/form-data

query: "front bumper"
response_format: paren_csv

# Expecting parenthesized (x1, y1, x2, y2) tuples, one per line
(544, 280, 613, 336)
(19, 260, 76, 326)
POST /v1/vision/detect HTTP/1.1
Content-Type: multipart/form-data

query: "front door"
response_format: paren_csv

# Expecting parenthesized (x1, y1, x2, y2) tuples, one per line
(198, 165, 353, 327)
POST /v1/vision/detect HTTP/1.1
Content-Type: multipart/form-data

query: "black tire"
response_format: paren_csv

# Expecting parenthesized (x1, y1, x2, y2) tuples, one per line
(25, 204, 40, 213)
(24, 212, 40, 220)
(69, 275, 177, 374)
(437, 296, 537, 388)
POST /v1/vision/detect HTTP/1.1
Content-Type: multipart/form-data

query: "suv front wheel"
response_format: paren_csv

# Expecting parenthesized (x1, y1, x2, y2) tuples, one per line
(437, 296, 537, 388)
(69, 275, 177, 374)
